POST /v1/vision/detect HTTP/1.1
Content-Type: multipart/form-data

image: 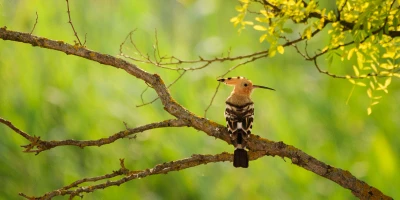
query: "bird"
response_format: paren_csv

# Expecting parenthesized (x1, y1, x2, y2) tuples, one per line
(218, 76, 275, 168)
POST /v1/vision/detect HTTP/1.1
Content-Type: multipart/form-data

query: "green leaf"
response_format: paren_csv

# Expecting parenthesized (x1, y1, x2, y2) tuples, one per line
(282, 28, 293, 33)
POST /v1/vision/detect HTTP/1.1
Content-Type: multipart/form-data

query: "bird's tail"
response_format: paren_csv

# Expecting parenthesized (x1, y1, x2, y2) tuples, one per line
(233, 148, 249, 168)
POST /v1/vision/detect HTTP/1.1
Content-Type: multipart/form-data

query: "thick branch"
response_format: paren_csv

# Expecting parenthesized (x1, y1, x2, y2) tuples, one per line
(0, 28, 392, 199)
(246, 137, 392, 199)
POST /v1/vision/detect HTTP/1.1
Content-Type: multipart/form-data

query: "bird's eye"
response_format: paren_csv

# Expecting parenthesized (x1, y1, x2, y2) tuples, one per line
(244, 83, 248, 87)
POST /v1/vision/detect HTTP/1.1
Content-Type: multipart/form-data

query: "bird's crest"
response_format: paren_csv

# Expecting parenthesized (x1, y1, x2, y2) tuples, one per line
(217, 76, 247, 86)
(218, 76, 275, 94)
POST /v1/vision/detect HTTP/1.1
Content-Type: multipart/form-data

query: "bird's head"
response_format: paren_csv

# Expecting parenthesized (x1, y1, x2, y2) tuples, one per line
(217, 76, 275, 96)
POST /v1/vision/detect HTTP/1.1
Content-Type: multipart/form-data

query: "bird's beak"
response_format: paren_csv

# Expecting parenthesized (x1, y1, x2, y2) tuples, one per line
(253, 85, 275, 91)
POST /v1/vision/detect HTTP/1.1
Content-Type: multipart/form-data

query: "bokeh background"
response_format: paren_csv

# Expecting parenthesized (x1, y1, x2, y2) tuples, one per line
(0, 0, 399, 199)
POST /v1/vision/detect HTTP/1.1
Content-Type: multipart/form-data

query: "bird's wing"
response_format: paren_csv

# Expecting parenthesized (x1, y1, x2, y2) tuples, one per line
(224, 102, 254, 136)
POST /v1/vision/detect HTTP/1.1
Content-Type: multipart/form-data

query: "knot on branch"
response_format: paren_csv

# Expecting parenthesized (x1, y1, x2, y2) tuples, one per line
(152, 73, 162, 84)
(119, 158, 129, 174)
(21, 136, 47, 154)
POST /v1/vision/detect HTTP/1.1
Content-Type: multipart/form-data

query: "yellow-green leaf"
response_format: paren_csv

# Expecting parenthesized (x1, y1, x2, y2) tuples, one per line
(369, 81, 375, 89)
(356, 82, 366, 86)
(353, 65, 359, 76)
(243, 21, 254, 25)
(259, 34, 267, 43)
(347, 48, 355, 60)
(373, 96, 382, 99)
(380, 71, 390, 75)
(371, 64, 378, 73)
(318, 18, 325, 29)
(235, 5, 244, 12)
(230, 17, 238, 23)
(302, 26, 312, 40)
(367, 88, 372, 98)
(384, 77, 392, 87)
(377, 83, 388, 93)
(269, 50, 276, 57)
(367, 107, 372, 115)
(371, 101, 379, 106)
(260, 10, 267, 16)
(356, 52, 364, 70)
(254, 25, 267, 31)
(277, 45, 284, 54)
(379, 62, 394, 70)
(382, 51, 395, 59)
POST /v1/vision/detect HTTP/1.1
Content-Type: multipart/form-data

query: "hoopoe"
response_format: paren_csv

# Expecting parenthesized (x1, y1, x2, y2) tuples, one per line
(218, 76, 275, 168)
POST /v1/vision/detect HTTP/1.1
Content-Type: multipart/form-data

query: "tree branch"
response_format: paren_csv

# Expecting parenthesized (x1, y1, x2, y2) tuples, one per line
(0, 117, 188, 154)
(0, 28, 392, 199)
(20, 152, 267, 199)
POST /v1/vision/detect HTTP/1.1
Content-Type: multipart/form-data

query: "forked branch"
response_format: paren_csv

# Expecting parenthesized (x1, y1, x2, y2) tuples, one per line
(0, 28, 392, 199)
(0, 117, 188, 154)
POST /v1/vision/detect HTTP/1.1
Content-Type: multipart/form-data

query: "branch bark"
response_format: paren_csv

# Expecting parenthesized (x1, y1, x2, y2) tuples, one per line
(20, 152, 268, 199)
(0, 27, 393, 200)
(0, 117, 188, 154)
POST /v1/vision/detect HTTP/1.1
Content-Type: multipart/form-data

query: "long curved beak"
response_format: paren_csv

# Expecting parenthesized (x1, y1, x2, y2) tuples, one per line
(253, 85, 275, 91)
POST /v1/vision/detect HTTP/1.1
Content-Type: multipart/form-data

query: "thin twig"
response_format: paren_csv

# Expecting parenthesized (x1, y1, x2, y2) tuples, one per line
(119, 30, 270, 71)
(119, 29, 137, 55)
(136, 71, 187, 107)
(30, 12, 38, 35)
(83, 32, 87, 46)
(66, 0, 83, 46)
(153, 29, 162, 63)
(204, 82, 221, 118)
(0, 117, 32, 141)
(139, 86, 150, 105)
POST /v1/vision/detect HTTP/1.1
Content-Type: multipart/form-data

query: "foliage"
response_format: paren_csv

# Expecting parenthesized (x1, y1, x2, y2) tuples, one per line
(0, 0, 399, 199)
(231, 0, 400, 114)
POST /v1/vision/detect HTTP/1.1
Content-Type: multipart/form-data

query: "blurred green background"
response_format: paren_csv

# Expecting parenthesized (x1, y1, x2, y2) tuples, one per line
(0, 0, 399, 199)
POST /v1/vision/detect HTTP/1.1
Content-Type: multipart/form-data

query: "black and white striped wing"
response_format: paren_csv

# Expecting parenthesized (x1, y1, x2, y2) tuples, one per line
(224, 102, 254, 138)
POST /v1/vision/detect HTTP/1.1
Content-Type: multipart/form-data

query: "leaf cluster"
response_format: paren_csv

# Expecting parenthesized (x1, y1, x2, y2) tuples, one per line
(231, 0, 400, 114)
